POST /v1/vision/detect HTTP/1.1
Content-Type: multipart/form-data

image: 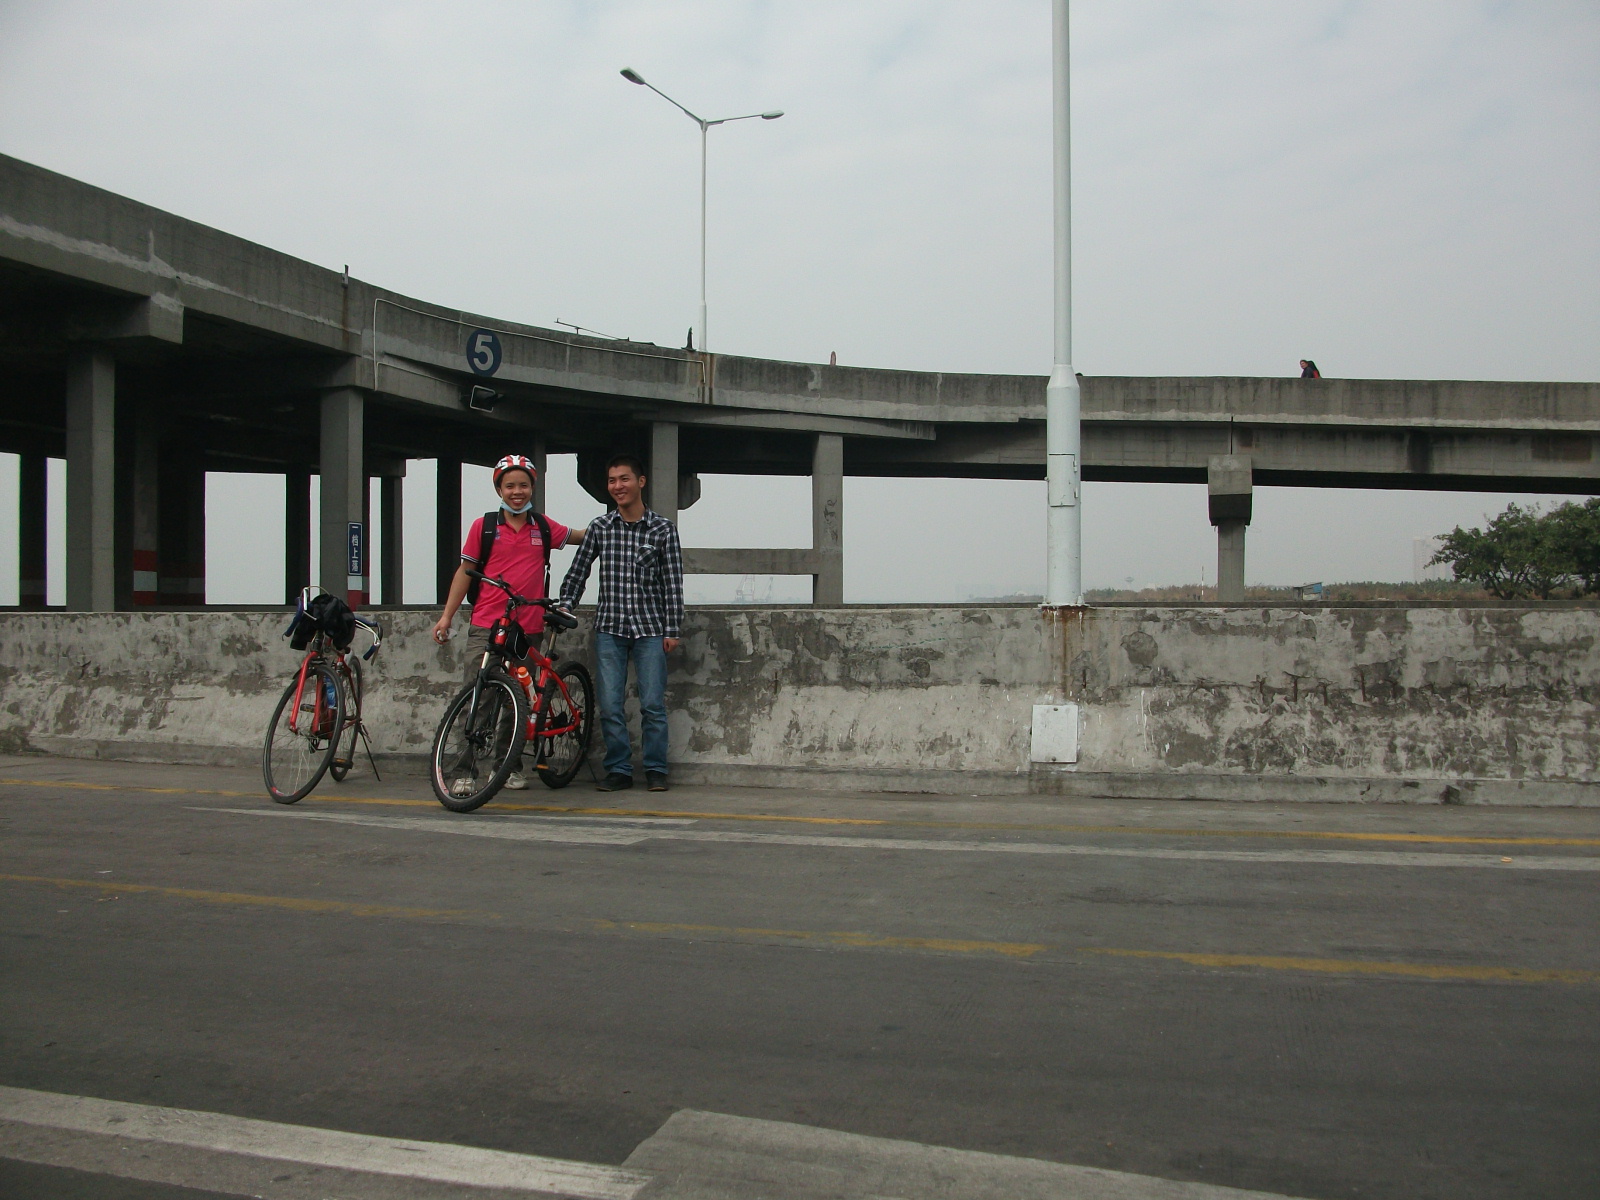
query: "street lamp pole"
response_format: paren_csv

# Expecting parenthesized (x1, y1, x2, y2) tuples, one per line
(621, 68, 782, 353)
(1045, 0, 1082, 606)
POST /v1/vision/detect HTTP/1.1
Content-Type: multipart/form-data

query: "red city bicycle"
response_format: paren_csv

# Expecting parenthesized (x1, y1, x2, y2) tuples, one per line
(428, 569, 593, 812)
(263, 587, 383, 803)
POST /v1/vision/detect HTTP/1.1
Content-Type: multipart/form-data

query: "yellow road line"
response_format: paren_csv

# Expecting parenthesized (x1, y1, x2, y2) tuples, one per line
(1081, 947, 1600, 985)
(6, 776, 1600, 847)
(0, 873, 484, 921)
(3, 871, 1592, 982)
(593, 918, 1048, 958)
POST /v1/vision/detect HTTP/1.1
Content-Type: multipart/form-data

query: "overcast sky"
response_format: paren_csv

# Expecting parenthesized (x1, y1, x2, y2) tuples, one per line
(1, 1, 1596, 604)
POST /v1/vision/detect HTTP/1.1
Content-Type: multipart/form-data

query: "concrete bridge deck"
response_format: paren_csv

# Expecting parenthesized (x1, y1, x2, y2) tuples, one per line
(3, 151, 1597, 610)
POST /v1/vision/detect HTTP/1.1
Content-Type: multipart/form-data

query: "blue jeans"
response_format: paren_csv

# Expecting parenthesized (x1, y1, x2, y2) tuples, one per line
(595, 632, 669, 777)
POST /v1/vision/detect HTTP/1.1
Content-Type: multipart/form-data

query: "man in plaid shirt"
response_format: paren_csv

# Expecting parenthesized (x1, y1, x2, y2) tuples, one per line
(559, 454, 684, 792)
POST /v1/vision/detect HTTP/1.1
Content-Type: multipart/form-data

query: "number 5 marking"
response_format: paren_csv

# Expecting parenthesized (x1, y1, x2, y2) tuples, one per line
(467, 329, 502, 377)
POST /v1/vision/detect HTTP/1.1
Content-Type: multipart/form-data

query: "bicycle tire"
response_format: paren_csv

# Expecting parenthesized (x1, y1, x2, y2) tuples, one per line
(429, 670, 527, 812)
(263, 662, 343, 803)
(536, 661, 593, 789)
(329, 657, 362, 782)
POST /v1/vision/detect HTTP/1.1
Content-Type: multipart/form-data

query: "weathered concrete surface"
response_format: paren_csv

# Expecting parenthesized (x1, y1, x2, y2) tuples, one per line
(1, 605, 1597, 804)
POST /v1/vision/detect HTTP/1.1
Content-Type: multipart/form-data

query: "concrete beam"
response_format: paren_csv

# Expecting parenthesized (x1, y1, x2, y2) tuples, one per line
(319, 388, 366, 605)
(18, 453, 47, 608)
(156, 445, 205, 605)
(675, 409, 935, 441)
(650, 422, 679, 523)
(129, 416, 159, 605)
(435, 458, 461, 603)
(65, 348, 116, 611)
(682, 548, 825, 576)
(380, 475, 402, 605)
(285, 465, 310, 604)
(812, 434, 844, 606)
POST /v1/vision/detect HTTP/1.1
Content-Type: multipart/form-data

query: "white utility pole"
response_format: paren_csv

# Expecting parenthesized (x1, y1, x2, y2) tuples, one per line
(621, 69, 783, 354)
(1045, 0, 1082, 606)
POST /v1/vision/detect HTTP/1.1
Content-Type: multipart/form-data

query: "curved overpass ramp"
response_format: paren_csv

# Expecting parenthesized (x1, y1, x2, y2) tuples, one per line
(2, 152, 1596, 608)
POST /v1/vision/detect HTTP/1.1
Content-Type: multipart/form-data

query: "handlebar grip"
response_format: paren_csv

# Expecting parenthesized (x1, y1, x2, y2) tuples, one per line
(546, 608, 579, 631)
(464, 568, 484, 581)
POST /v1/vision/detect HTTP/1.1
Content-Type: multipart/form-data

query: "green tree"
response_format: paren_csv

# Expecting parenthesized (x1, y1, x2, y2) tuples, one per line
(1548, 497, 1600, 596)
(1429, 502, 1580, 599)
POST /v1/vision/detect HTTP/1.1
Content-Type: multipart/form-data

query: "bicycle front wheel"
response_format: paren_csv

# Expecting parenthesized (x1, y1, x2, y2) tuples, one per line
(329, 657, 362, 782)
(536, 661, 593, 789)
(263, 663, 343, 803)
(429, 671, 527, 812)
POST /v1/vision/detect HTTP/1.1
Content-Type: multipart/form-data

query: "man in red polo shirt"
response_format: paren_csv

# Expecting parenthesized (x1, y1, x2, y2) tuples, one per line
(431, 454, 585, 791)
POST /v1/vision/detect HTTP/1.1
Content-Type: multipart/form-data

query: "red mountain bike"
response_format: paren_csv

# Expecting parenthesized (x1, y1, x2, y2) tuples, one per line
(429, 570, 593, 812)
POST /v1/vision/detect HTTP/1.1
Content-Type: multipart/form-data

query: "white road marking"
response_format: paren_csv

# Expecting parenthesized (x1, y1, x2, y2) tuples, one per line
(510, 813, 698, 826)
(0, 1084, 650, 1199)
(199, 807, 650, 844)
(626, 1108, 1306, 1199)
(200, 807, 1600, 871)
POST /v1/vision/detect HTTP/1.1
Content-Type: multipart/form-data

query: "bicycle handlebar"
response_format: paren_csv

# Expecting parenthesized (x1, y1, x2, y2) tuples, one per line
(352, 616, 383, 660)
(464, 569, 578, 630)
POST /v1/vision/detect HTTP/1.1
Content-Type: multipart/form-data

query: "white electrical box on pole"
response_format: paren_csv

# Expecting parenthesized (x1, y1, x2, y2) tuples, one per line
(1045, 0, 1082, 607)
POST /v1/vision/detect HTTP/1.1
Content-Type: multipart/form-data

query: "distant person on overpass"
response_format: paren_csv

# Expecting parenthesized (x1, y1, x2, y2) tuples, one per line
(559, 454, 684, 795)
(1300, 359, 1322, 379)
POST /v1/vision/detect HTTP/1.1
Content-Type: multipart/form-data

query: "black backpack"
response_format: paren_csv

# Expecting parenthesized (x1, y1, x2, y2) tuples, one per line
(287, 592, 357, 651)
(465, 510, 553, 606)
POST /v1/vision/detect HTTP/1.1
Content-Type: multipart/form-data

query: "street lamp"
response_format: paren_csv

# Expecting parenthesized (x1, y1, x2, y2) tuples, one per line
(621, 67, 782, 353)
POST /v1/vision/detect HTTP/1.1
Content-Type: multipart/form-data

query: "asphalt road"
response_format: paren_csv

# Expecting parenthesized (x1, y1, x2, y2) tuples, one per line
(1, 753, 1598, 1199)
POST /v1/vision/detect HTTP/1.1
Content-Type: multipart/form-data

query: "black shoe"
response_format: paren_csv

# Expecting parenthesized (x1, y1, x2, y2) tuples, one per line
(597, 772, 633, 792)
(646, 771, 669, 793)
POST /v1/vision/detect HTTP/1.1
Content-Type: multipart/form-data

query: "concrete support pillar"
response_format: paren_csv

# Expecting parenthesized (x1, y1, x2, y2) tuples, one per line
(18, 453, 48, 608)
(65, 348, 117, 611)
(318, 388, 366, 605)
(531, 437, 548, 515)
(1208, 454, 1253, 603)
(436, 457, 462, 602)
(812, 433, 844, 606)
(380, 475, 403, 605)
(649, 422, 679, 523)
(129, 416, 159, 605)
(157, 444, 205, 605)
(284, 464, 311, 604)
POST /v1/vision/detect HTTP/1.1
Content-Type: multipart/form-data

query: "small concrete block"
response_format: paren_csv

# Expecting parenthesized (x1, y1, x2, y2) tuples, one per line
(1030, 703, 1078, 763)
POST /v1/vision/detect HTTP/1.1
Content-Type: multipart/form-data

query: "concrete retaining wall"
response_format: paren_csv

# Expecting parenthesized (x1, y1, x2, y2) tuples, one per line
(1, 605, 1596, 804)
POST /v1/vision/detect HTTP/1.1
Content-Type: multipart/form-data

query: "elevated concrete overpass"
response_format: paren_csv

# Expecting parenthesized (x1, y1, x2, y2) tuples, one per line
(3, 152, 1596, 609)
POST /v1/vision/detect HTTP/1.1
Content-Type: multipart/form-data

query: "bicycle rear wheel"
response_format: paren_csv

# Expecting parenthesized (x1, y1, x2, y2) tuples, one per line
(263, 663, 342, 803)
(329, 657, 362, 782)
(429, 670, 527, 812)
(536, 661, 593, 789)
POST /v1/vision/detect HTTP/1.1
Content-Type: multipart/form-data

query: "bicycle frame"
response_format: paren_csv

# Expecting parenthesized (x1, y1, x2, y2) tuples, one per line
(464, 573, 583, 750)
(286, 640, 337, 737)
(478, 616, 582, 743)
(285, 589, 382, 737)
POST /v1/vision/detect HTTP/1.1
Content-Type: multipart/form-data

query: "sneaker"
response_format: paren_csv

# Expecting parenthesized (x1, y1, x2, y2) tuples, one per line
(646, 772, 669, 793)
(597, 772, 633, 792)
(504, 771, 528, 790)
(450, 777, 476, 798)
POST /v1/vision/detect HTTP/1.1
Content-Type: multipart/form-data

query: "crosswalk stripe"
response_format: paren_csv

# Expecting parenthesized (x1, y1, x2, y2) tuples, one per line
(0, 1085, 649, 1199)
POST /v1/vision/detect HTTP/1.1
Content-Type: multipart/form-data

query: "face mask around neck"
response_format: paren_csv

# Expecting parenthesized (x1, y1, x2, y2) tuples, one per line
(501, 500, 534, 515)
